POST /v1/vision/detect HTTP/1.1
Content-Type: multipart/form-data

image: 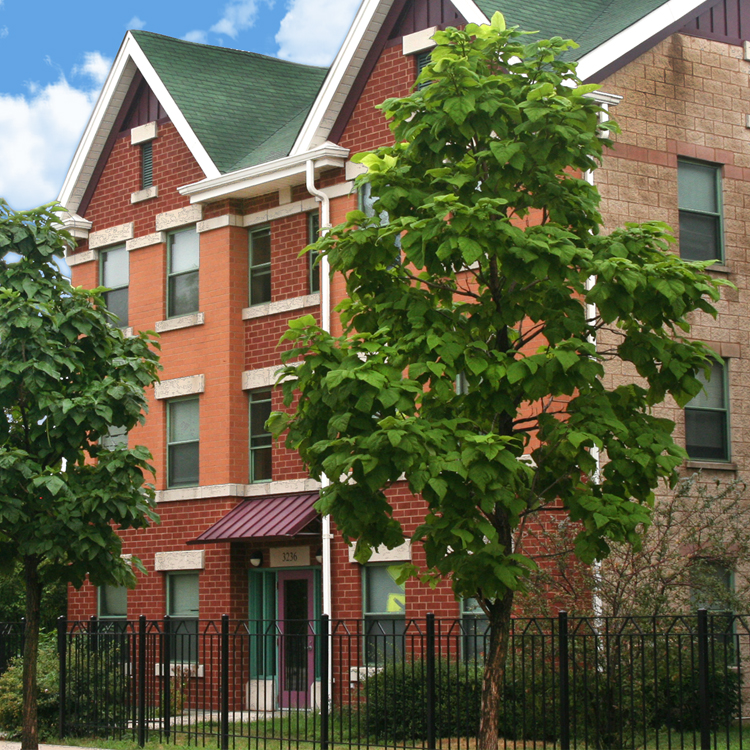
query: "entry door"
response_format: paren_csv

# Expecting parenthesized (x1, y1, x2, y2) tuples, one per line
(277, 570, 315, 708)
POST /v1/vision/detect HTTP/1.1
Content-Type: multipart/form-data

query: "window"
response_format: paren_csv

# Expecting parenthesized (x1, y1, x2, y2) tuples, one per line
(99, 584, 128, 620)
(141, 141, 153, 189)
(685, 361, 730, 462)
(249, 390, 272, 482)
(359, 183, 401, 264)
(691, 561, 734, 611)
(415, 51, 431, 89)
(100, 245, 129, 327)
(308, 212, 320, 294)
(167, 398, 199, 488)
(363, 565, 406, 664)
(101, 424, 127, 450)
(248, 570, 277, 678)
(249, 226, 271, 305)
(167, 227, 199, 317)
(461, 597, 489, 662)
(678, 160, 722, 261)
(167, 572, 199, 663)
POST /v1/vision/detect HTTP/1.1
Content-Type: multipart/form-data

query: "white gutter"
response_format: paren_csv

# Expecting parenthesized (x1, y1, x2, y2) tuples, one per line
(179, 142, 349, 204)
(306, 158, 335, 702)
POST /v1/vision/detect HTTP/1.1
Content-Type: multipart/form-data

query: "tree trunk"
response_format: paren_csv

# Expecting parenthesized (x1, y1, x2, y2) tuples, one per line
(21, 555, 42, 750)
(477, 590, 514, 750)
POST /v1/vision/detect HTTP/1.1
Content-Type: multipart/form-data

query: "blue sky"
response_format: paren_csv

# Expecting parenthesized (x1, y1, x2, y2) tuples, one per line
(0, 0, 361, 211)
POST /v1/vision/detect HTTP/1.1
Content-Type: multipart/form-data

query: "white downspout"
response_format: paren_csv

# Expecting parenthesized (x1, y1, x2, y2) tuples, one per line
(305, 160, 333, 627)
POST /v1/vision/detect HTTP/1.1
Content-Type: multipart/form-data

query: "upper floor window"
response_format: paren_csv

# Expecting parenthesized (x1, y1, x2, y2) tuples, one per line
(249, 226, 271, 305)
(100, 245, 129, 328)
(249, 389, 272, 483)
(167, 397, 199, 488)
(308, 212, 320, 294)
(415, 51, 431, 90)
(141, 141, 153, 189)
(678, 159, 723, 262)
(101, 424, 127, 450)
(685, 360, 730, 462)
(167, 227, 199, 318)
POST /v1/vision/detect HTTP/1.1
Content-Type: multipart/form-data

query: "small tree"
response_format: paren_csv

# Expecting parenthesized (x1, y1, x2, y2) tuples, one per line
(270, 17, 726, 749)
(517, 475, 750, 617)
(0, 201, 160, 750)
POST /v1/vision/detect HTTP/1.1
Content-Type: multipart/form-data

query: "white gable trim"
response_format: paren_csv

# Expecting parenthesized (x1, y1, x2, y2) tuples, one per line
(576, 0, 712, 81)
(291, 0, 487, 155)
(58, 32, 220, 216)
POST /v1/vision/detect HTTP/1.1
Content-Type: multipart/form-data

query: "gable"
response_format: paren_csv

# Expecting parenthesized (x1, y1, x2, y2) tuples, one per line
(681, 0, 750, 46)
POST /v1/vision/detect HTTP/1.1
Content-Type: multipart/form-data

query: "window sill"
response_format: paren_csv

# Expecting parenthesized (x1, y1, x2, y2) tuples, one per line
(131, 186, 158, 204)
(155, 478, 320, 504)
(685, 460, 737, 472)
(155, 312, 205, 333)
(706, 263, 731, 275)
(242, 293, 320, 321)
(155, 663, 204, 678)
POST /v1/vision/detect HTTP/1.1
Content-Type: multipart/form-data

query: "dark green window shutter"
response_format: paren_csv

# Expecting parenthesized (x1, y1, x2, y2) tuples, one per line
(416, 51, 431, 90)
(141, 141, 153, 189)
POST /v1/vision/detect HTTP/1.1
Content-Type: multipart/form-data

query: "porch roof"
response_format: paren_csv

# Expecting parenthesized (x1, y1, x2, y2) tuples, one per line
(192, 492, 319, 543)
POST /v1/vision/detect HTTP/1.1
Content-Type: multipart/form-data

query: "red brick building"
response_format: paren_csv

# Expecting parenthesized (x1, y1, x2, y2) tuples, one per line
(58, 0, 749, 709)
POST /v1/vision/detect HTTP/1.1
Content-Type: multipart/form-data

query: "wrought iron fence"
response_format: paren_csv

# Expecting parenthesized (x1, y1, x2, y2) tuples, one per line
(0, 620, 23, 674)
(36, 612, 750, 750)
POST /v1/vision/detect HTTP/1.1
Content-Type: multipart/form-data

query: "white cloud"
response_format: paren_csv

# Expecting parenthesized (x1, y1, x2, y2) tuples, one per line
(183, 30, 208, 43)
(0, 77, 98, 210)
(0, 27, 8, 39)
(275, 0, 359, 66)
(72, 51, 112, 87)
(127, 16, 146, 30)
(210, 0, 261, 39)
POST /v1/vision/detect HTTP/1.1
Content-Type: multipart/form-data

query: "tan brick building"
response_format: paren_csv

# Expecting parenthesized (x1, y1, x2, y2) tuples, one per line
(58, 0, 749, 709)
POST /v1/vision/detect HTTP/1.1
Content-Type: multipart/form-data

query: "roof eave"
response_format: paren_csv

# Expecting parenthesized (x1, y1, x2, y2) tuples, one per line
(57, 32, 221, 216)
(576, 0, 718, 82)
(178, 141, 350, 203)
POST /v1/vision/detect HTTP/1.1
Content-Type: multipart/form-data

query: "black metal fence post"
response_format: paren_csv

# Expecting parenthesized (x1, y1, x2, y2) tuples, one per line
(57, 616, 66, 739)
(559, 610, 570, 750)
(697, 608, 711, 750)
(426, 612, 436, 750)
(221, 614, 230, 750)
(163, 615, 171, 740)
(138, 614, 147, 748)
(320, 613, 330, 750)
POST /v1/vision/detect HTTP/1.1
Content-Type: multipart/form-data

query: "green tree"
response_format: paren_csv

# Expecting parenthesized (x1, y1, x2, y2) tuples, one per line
(0, 201, 160, 750)
(270, 16, 725, 749)
(0, 563, 66, 631)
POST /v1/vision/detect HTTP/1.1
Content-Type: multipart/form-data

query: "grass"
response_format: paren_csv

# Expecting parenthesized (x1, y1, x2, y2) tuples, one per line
(50, 722, 750, 750)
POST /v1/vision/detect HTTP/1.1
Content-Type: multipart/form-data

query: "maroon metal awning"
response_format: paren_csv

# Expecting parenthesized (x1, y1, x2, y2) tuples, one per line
(191, 493, 319, 543)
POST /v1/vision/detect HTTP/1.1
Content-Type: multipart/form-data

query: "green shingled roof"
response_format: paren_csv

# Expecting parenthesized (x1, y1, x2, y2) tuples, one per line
(474, 0, 671, 61)
(131, 31, 328, 174)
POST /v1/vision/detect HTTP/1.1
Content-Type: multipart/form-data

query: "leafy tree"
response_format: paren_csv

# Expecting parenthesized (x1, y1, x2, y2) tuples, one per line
(0, 563, 66, 631)
(270, 16, 725, 749)
(517, 475, 750, 617)
(0, 201, 160, 750)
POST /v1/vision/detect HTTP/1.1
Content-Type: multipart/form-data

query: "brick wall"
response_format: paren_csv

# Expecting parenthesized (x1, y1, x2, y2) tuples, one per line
(598, 32, 749, 483)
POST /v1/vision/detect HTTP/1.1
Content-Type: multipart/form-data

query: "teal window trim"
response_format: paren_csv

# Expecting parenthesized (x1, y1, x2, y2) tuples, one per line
(249, 225, 272, 305)
(167, 396, 200, 489)
(99, 244, 129, 328)
(248, 569, 277, 678)
(249, 389, 272, 483)
(685, 360, 730, 462)
(678, 158, 724, 262)
(308, 212, 320, 294)
(141, 141, 153, 189)
(167, 226, 200, 318)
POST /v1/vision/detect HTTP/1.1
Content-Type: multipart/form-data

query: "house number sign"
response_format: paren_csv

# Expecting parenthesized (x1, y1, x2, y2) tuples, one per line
(269, 546, 310, 568)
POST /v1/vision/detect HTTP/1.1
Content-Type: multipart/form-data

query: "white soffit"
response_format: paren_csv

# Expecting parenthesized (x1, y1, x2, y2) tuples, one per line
(57, 32, 220, 216)
(576, 0, 712, 81)
(292, 0, 487, 155)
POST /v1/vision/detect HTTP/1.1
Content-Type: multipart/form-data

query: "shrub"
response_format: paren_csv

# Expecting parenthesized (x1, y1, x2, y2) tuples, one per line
(0, 632, 59, 739)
